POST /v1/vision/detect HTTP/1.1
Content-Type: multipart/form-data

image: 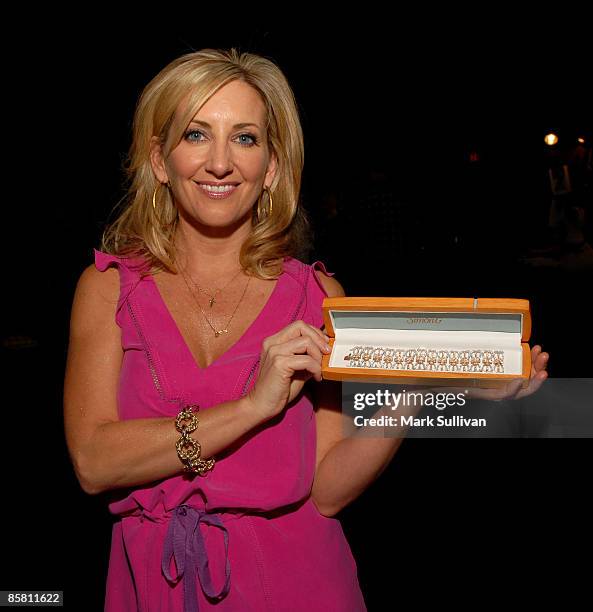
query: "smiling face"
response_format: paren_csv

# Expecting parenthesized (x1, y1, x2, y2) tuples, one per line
(151, 79, 277, 234)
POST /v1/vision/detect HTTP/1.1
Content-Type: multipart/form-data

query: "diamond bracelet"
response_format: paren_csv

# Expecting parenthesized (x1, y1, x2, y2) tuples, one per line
(343, 346, 505, 373)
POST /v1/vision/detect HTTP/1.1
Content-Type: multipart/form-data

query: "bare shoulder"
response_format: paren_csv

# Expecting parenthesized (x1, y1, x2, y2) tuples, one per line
(76, 263, 119, 300)
(315, 267, 346, 298)
(70, 264, 120, 333)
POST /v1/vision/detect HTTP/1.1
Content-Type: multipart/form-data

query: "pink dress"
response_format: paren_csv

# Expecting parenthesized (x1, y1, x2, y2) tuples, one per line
(94, 249, 367, 612)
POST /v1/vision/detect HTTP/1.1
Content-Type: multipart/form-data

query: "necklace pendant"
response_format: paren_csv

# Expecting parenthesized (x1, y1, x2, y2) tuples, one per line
(209, 297, 215, 308)
(215, 329, 228, 337)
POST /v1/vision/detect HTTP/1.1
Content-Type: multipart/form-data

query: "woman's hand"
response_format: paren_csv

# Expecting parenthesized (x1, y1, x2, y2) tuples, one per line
(462, 345, 550, 401)
(245, 321, 331, 423)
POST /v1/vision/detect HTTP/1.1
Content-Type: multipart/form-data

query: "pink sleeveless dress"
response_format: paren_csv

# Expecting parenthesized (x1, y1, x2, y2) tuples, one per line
(94, 249, 367, 612)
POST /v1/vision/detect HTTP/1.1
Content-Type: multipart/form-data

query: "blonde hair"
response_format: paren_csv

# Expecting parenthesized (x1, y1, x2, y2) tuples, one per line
(101, 48, 311, 279)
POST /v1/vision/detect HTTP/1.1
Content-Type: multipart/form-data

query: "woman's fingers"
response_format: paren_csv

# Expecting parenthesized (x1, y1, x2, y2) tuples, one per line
(263, 321, 330, 358)
(271, 353, 324, 382)
(501, 378, 524, 399)
(293, 354, 324, 382)
(530, 345, 550, 372)
(282, 321, 328, 344)
(515, 368, 548, 399)
(464, 379, 523, 401)
(535, 350, 549, 373)
(257, 322, 330, 388)
(268, 334, 330, 366)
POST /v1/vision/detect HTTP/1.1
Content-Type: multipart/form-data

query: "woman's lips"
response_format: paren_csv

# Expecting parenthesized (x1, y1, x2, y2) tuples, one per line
(196, 183, 239, 199)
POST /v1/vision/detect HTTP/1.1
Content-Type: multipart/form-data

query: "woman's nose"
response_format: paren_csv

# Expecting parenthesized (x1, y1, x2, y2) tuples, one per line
(205, 141, 234, 176)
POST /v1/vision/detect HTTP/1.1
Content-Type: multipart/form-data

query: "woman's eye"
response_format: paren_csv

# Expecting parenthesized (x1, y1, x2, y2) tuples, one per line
(237, 133, 258, 146)
(185, 129, 205, 142)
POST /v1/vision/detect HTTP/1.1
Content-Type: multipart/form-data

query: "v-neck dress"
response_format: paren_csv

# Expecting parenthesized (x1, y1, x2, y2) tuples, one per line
(93, 249, 367, 612)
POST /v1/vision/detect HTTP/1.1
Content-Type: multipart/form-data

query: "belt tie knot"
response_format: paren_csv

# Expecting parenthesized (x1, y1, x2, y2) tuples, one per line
(161, 504, 231, 611)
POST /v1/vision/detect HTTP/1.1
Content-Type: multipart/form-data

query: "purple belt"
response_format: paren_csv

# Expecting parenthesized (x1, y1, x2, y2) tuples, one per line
(161, 504, 231, 612)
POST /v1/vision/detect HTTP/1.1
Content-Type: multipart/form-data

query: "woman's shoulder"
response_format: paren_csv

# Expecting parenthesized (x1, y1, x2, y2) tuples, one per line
(73, 249, 148, 320)
(315, 268, 345, 298)
(70, 262, 120, 335)
(74, 253, 121, 304)
(73, 250, 129, 302)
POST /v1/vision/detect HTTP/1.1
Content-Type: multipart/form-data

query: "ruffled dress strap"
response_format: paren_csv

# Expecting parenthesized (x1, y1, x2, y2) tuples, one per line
(282, 259, 332, 330)
(93, 249, 147, 326)
(310, 260, 336, 297)
(309, 260, 336, 330)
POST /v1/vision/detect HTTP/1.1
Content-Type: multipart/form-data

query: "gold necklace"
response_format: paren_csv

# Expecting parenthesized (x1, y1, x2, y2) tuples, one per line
(187, 267, 245, 308)
(180, 266, 252, 337)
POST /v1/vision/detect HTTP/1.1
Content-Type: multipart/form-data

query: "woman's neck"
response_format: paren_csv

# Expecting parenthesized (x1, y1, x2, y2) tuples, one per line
(173, 220, 249, 277)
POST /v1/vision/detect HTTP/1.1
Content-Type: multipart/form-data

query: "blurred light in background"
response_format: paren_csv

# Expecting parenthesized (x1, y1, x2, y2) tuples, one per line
(545, 133, 559, 146)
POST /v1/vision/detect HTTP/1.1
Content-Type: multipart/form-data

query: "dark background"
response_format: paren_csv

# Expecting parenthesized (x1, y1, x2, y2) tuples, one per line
(2, 22, 591, 610)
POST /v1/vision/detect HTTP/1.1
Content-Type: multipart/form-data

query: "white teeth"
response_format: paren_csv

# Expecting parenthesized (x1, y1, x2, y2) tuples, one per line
(200, 184, 236, 193)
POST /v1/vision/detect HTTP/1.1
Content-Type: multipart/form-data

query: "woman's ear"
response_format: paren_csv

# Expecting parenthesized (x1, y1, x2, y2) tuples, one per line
(264, 148, 278, 189)
(149, 136, 169, 183)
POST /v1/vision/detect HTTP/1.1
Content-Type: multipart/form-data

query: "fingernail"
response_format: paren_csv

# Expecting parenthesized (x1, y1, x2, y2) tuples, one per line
(324, 333, 330, 340)
(324, 344, 332, 352)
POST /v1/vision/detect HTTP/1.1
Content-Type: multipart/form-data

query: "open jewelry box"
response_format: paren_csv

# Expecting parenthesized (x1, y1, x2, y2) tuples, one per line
(321, 297, 532, 389)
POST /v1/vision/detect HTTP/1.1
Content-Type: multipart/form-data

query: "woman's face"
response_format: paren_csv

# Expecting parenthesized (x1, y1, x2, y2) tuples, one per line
(152, 79, 277, 232)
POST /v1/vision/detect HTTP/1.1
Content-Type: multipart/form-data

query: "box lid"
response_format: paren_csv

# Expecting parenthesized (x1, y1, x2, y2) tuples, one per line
(322, 297, 531, 343)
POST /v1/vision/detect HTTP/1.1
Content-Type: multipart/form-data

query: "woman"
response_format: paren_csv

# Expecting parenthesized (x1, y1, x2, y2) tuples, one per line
(64, 48, 549, 611)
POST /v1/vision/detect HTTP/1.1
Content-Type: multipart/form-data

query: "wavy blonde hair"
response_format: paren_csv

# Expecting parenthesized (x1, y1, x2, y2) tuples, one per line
(101, 48, 311, 279)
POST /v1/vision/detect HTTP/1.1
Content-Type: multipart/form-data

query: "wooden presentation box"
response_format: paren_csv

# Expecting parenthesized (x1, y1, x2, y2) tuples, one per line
(321, 297, 532, 389)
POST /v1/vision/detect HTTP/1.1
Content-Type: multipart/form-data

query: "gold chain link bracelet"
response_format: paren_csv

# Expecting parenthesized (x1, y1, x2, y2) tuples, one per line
(175, 405, 215, 475)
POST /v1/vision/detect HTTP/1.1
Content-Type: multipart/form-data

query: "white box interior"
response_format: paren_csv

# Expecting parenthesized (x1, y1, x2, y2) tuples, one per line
(329, 310, 524, 375)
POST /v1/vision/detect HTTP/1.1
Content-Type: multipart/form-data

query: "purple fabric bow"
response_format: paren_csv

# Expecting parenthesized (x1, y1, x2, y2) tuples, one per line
(161, 504, 231, 612)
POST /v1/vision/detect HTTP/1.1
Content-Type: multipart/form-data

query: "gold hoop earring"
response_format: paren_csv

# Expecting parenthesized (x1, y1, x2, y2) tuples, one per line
(152, 181, 171, 210)
(152, 184, 159, 210)
(256, 185, 273, 222)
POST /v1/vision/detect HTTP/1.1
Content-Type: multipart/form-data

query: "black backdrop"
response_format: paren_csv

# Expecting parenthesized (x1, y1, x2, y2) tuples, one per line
(2, 22, 591, 611)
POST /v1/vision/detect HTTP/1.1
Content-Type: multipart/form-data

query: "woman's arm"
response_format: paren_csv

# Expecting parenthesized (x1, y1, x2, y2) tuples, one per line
(311, 379, 414, 517)
(310, 273, 398, 516)
(310, 271, 413, 517)
(63, 265, 264, 495)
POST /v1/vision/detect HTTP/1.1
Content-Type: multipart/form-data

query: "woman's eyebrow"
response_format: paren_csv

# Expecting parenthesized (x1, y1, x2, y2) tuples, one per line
(189, 119, 261, 129)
